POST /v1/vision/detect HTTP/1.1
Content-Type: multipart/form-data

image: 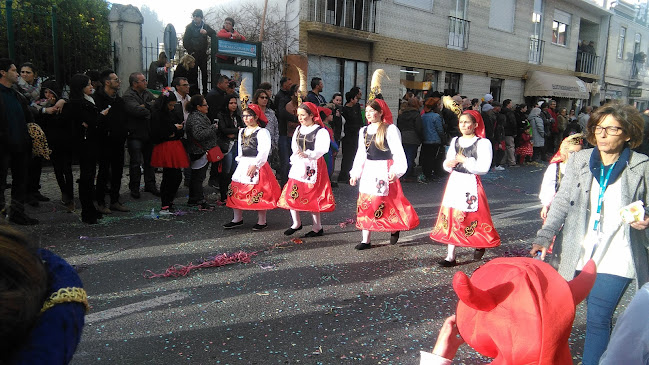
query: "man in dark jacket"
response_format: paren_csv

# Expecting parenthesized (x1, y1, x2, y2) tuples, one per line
(123, 72, 157, 198)
(183, 9, 216, 95)
(491, 101, 506, 170)
(0, 58, 38, 224)
(147, 52, 170, 91)
(93, 70, 130, 213)
(502, 99, 518, 167)
(306, 77, 326, 106)
(275, 76, 296, 186)
(205, 74, 230, 187)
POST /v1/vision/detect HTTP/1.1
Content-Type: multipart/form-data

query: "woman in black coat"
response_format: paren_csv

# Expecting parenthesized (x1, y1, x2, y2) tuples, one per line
(215, 95, 243, 204)
(61, 74, 103, 224)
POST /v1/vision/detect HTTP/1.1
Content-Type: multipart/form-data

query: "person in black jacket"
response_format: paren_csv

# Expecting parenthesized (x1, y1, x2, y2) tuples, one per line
(61, 74, 103, 224)
(337, 88, 363, 183)
(147, 52, 170, 91)
(150, 91, 185, 214)
(215, 95, 243, 204)
(491, 101, 506, 170)
(274, 77, 296, 186)
(0, 59, 38, 224)
(174, 55, 199, 96)
(502, 99, 518, 167)
(183, 9, 216, 95)
(93, 70, 130, 214)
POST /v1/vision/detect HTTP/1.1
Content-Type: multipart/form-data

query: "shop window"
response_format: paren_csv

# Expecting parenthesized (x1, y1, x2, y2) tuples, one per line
(490, 78, 503, 102)
(444, 72, 461, 95)
(399, 67, 439, 100)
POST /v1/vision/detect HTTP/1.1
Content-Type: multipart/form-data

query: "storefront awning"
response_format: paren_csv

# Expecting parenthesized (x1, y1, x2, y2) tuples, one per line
(524, 70, 589, 99)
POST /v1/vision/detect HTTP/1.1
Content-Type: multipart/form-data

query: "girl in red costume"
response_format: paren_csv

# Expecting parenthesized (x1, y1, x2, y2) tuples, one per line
(278, 102, 336, 237)
(350, 99, 420, 250)
(224, 104, 281, 230)
(431, 110, 501, 267)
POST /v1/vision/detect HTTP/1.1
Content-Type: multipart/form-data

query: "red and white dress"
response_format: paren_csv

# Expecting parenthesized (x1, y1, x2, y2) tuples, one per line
(350, 123, 419, 231)
(430, 136, 501, 248)
(277, 124, 335, 212)
(226, 127, 281, 210)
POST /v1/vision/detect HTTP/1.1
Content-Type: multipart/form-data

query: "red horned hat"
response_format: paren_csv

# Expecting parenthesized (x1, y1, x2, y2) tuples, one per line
(371, 98, 393, 125)
(453, 257, 596, 365)
(246, 104, 268, 127)
(462, 110, 485, 138)
(301, 101, 334, 141)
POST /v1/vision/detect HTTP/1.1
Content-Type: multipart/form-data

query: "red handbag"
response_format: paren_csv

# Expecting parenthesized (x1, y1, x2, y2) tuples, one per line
(206, 146, 224, 163)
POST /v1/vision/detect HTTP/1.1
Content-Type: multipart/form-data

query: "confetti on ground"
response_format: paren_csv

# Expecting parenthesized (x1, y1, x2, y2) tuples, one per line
(338, 217, 356, 228)
(142, 251, 257, 278)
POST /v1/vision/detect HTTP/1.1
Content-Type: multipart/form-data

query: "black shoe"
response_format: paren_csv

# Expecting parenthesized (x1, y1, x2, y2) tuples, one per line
(355, 242, 371, 250)
(252, 223, 268, 231)
(198, 201, 214, 210)
(9, 213, 39, 225)
(81, 216, 98, 224)
(144, 186, 161, 197)
(438, 259, 457, 268)
(223, 220, 243, 229)
(303, 228, 324, 238)
(331, 182, 339, 188)
(130, 190, 141, 199)
(390, 231, 400, 245)
(284, 225, 303, 236)
(33, 192, 50, 202)
(474, 248, 486, 260)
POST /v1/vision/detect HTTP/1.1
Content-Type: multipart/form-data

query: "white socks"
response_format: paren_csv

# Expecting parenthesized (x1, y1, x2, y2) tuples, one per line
(290, 210, 301, 229)
(311, 213, 322, 231)
(232, 208, 243, 223)
(445, 244, 457, 261)
(257, 210, 267, 225)
(362, 229, 371, 243)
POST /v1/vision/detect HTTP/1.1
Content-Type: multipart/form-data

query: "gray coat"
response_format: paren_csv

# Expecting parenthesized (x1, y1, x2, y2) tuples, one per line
(185, 110, 218, 155)
(535, 148, 649, 290)
(529, 108, 545, 147)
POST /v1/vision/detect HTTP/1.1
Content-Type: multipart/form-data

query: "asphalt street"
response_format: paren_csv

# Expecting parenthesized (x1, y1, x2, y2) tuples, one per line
(5, 162, 635, 364)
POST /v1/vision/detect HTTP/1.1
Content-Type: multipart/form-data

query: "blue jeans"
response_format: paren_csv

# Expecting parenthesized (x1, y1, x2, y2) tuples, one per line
(402, 143, 419, 178)
(278, 135, 292, 185)
(581, 272, 631, 365)
(127, 138, 155, 192)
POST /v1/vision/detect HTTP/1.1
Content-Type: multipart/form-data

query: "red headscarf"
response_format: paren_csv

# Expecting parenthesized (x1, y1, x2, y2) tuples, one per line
(369, 98, 393, 125)
(301, 102, 334, 141)
(462, 110, 485, 138)
(246, 104, 268, 127)
(453, 257, 596, 365)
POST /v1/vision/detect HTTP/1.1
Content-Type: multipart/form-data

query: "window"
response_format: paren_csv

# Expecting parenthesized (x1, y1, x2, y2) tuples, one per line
(617, 27, 626, 59)
(489, 0, 515, 33)
(444, 72, 461, 95)
(394, 0, 433, 12)
(531, 0, 543, 39)
(490, 78, 503, 103)
(399, 67, 439, 99)
(552, 10, 571, 46)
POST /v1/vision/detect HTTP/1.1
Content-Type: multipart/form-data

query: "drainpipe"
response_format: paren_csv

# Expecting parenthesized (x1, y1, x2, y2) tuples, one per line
(601, 12, 612, 104)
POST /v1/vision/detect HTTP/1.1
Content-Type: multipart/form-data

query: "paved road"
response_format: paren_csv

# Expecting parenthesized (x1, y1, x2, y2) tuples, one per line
(5, 163, 634, 364)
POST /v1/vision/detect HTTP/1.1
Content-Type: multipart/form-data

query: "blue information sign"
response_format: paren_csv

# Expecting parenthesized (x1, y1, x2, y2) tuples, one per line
(218, 39, 257, 58)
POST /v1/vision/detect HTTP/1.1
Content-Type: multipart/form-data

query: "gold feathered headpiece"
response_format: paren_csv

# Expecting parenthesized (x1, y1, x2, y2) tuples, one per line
(239, 77, 249, 110)
(443, 95, 462, 119)
(368, 69, 389, 101)
(296, 66, 307, 105)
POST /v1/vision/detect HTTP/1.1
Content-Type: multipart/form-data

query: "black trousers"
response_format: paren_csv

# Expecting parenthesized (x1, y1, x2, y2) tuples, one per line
(161, 168, 182, 208)
(193, 52, 209, 95)
(421, 143, 444, 179)
(78, 140, 98, 218)
(96, 137, 126, 205)
(27, 155, 43, 197)
(51, 149, 74, 202)
(127, 138, 156, 193)
(189, 163, 209, 203)
(0, 150, 30, 214)
(338, 134, 358, 181)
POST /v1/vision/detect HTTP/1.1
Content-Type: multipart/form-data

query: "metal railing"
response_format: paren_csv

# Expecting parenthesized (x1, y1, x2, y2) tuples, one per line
(528, 37, 545, 64)
(447, 16, 470, 49)
(576, 50, 600, 75)
(307, 0, 376, 33)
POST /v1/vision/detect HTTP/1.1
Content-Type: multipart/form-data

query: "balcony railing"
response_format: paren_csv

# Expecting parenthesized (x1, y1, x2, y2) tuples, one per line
(576, 50, 600, 75)
(447, 16, 470, 49)
(528, 37, 545, 64)
(307, 0, 376, 33)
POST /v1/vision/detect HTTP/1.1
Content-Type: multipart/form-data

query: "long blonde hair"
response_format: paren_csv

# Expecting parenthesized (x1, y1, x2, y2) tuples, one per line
(367, 99, 389, 151)
(180, 54, 195, 69)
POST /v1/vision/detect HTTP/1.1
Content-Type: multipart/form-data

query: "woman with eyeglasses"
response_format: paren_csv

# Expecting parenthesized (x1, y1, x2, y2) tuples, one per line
(531, 103, 649, 365)
(185, 94, 218, 210)
(224, 104, 281, 230)
(277, 102, 336, 237)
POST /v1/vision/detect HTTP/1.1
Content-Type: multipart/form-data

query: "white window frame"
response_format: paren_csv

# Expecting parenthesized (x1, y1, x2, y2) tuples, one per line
(551, 9, 571, 46)
(618, 27, 626, 59)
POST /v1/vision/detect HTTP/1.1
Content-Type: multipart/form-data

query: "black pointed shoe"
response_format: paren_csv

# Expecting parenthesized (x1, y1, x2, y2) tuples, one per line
(438, 259, 457, 268)
(252, 223, 268, 231)
(474, 248, 486, 260)
(284, 225, 303, 236)
(355, 242, 371, 250)
(390, 231, 400, 245)
(223, 220, 243, 229)
(303, 228, 324, 238)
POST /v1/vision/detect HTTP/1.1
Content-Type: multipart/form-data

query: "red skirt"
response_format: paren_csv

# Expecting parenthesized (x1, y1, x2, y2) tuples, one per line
(226, 163, 281, 210)
(516, 142, 533, 156)
(430, 176, 500, 248)
(356, 172, 420, 232)
(277, 158, 335, 212)
(151, 140, 189, 168)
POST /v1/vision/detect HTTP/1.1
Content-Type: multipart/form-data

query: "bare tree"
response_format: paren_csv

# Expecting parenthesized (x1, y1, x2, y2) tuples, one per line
(204, 0, 299, 92)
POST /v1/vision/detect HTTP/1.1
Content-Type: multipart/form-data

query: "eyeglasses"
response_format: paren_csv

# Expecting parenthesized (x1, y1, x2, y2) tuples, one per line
(259, 96, 268, 99)
(242, 114, 254, 119)
(110, 78, 120, 82)
(594, 126, 624, 136)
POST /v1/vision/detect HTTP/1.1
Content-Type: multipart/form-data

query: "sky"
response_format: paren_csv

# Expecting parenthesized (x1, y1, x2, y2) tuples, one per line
(111, 0, 234, 32)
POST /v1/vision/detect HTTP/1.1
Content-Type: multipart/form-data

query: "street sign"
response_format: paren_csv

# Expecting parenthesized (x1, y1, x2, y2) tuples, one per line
(164, 24, 177, 60)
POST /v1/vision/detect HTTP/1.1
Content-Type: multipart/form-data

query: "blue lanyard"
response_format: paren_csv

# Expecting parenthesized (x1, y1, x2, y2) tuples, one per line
(594, 162, 616, 231)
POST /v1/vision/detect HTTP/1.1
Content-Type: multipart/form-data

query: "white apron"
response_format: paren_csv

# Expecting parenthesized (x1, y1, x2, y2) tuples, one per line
(288, 155, 318, 184)
(441, 171, 479, 212)
(358, 159, 389, 196)
(231, 156, 260, 185)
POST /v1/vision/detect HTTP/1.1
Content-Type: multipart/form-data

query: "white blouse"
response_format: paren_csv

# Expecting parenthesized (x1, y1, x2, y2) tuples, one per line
(237, 126, 271, 168)
(443, 136, 493, 175)
(349, 123, 407, 179)
(539, 162, 566, 208)
(290, 124, 331, 161)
